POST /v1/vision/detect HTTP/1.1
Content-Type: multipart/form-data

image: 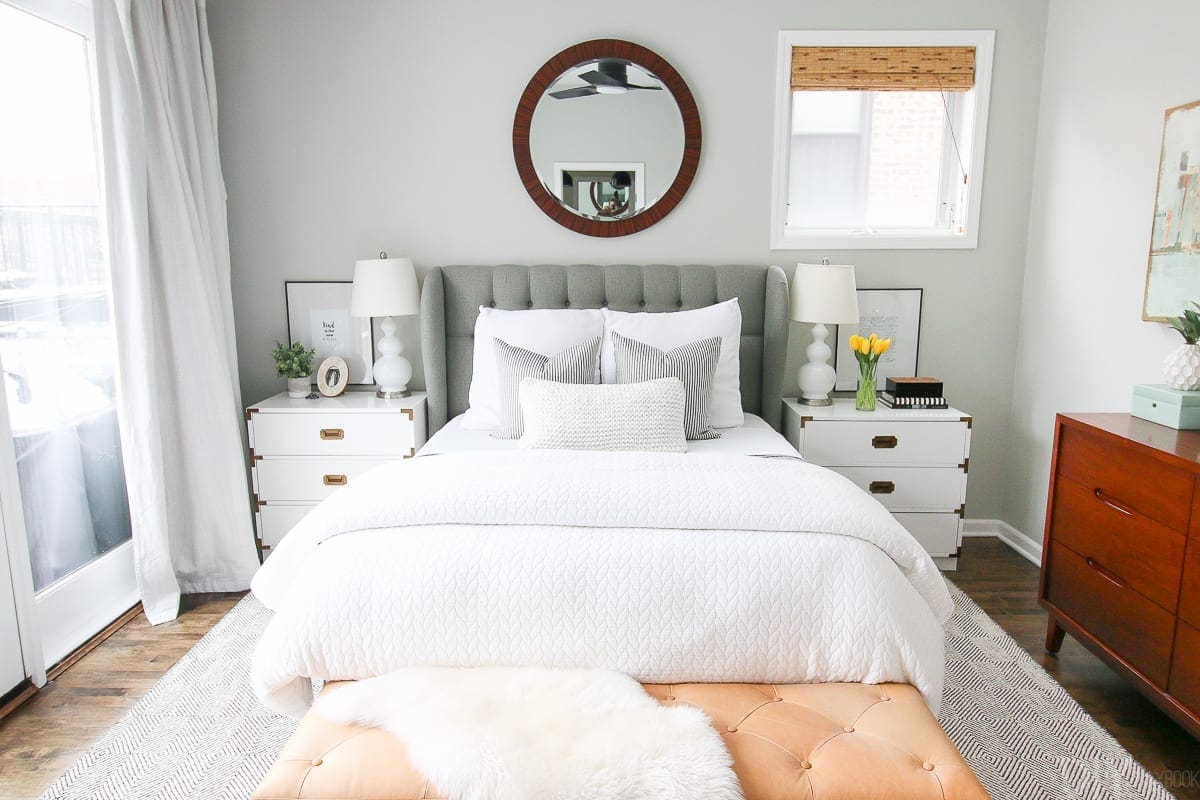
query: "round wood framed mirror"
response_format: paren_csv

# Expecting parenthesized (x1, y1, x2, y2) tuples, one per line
(513, 40, 701, 238)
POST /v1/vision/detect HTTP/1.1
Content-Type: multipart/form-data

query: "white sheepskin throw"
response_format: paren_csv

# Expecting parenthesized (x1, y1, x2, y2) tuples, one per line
(315, 666, 743, 800)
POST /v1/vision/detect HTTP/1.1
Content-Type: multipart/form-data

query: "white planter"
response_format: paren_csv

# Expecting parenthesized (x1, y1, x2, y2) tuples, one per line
(1164, 343, 1200, 391)
(286, 377, 311, 399)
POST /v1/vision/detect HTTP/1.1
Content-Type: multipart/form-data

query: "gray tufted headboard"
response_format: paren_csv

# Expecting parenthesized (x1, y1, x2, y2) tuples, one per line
(419, 264, 790, 435)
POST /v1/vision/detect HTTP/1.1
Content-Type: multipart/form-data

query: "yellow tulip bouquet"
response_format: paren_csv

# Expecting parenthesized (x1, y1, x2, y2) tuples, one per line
(847, 333, 893, 411)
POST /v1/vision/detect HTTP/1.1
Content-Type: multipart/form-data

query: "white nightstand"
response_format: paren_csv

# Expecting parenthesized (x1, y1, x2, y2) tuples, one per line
(245, 390, 427, 558)
(783, 397, 971, 570)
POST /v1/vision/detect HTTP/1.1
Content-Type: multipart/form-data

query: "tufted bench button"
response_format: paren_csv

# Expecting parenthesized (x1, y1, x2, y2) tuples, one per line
(638, 300, 646, 307)
(726, 725, 737, 732)
(773, 696, 783, 702)
(526, 301, 533, 308)
(676, 300, 683, 308)
(311, 758, 323, 767)
(800, 760, 812, 770)
(843, 726, 854, 733)
(488, 300, 495, 308)
(922, 762, 934, 771)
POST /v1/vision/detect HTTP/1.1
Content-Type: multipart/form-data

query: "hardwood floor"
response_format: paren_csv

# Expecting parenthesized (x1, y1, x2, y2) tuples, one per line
(0, 540, 1197, 799)
(0, 593, 243, 800)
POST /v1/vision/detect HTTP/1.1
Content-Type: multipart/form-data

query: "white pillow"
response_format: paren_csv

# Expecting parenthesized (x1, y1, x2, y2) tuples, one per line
(462, 307, 605, 430)
(518, 377, 687, 453)
(601, 299, 743, 428)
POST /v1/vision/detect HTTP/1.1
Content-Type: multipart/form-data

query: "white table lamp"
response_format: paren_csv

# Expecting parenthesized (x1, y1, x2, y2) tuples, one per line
(351, 253, 420, 398)
(791, 261, 859, 406)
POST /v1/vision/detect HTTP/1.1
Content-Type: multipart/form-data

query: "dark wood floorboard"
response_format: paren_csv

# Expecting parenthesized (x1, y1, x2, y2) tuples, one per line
(0, 540, 1197, 798)
(0, 593, 243, 800)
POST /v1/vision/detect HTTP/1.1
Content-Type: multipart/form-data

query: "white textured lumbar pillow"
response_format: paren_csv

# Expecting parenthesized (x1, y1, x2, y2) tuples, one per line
(518, 377, 687, 452)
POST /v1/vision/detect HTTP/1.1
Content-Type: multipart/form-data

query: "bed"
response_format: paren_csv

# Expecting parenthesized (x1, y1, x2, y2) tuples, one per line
(249, 264, 953, 722)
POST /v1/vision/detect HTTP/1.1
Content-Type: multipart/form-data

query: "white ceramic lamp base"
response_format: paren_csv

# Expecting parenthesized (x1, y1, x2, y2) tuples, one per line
(373, 316, 412, 399)
(798, 322, 836, 406)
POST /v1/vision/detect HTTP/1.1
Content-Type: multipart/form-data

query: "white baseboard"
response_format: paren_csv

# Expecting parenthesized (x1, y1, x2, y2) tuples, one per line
(962, 519, 1042, 566)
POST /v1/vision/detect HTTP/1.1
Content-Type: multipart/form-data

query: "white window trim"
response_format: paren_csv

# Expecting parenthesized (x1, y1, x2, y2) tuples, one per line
(770, 29, 995, 251)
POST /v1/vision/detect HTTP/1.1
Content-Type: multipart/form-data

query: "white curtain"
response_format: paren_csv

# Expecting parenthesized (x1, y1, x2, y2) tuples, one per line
(93, 0, 260, 624)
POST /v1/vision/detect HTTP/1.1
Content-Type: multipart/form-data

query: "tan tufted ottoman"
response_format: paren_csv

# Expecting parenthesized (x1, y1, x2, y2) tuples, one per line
(253, 681, 990, 800)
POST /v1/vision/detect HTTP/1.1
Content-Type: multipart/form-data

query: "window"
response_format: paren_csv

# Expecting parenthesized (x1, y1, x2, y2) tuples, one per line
(771, 31, 994, 250)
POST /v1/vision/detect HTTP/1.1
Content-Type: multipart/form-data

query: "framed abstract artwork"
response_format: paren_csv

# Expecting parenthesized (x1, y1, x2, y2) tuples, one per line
(285, 281, 374, 385)
(1143, 98, 1200, 322)
(834, 288, 923, 391)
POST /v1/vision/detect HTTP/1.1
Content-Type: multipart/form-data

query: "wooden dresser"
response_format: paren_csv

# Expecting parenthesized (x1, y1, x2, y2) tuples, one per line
(1041, 413, 1200, 738)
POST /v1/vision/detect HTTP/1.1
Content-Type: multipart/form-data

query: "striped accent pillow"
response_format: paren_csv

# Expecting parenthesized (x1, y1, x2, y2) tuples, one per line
(611, 331, 721, 440)
(493, 336, 601, 439)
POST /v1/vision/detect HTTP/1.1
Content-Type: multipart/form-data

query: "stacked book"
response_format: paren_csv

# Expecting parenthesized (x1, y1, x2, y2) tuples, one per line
(880, 377, 949, 409)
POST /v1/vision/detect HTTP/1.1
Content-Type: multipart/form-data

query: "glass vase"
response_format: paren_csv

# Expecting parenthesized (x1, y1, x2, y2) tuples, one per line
(855, 365, 877, 411)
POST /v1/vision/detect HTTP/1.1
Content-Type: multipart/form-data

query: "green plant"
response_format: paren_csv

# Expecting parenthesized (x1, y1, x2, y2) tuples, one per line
(272, 341, 316, 378)
(1168, 302, 1200, 344)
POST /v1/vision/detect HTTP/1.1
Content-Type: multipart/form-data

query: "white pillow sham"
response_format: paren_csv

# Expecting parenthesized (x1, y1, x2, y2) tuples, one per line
(462, 307, 604, 430)
(601, 298, 743, 428)
(518, 377, 687, 453)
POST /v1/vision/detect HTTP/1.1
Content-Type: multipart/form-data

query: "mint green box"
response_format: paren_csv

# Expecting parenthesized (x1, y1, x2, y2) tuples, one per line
(1132, 384, 1200, 430)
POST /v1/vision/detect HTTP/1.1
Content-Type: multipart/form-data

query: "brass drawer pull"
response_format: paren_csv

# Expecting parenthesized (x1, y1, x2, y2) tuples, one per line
(319, 428, 344, 440)
(323, 474, 348, 486)
(869, 480, 895, 494)
(1085, 556, 1127, 589)
(1093, 488, 1133, 517)
(871, 435, 898, 449)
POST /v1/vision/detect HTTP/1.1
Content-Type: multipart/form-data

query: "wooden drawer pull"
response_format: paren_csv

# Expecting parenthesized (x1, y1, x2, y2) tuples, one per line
(322, 474, 348, 486)
(319, 428, 345, 440)
(1093, 487, 1133, 517)
(1085, 555, 1127, 589)
(871, 435, 899, 449)
(869, 480, 896, 494)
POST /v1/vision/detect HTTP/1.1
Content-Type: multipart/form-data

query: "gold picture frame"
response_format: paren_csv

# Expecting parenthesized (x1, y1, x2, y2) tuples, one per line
(1143, 98, 1200, 322)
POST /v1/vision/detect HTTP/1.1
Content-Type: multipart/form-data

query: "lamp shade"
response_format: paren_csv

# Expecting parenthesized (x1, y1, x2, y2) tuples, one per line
(790, 262, 859, 324)
(350, 256, 419, 318)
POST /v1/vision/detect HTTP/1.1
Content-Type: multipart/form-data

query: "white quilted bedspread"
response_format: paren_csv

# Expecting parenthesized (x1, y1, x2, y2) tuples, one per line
(251, 451, 952, 718)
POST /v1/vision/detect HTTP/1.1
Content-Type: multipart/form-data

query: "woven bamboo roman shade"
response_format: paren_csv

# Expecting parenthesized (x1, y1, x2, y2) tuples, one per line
(790, 46, 975, 91)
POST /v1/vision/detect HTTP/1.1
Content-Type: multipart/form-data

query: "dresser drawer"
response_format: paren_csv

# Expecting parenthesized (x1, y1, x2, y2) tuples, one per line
(1169, 619, 1200, 715)
(1181, 544, 1200, 629)
(893, 512, 961, 557)
(1049, 475, 1186, 611)
(1056, 425, 1193, 532)
(250, 411, 416, 457)
(802, 419, 968, 467)
(834, 466, 965, 512)
(255, 457, 395, 502)
(256, 503, 316, 549)
(1045, 542, 1175, 687)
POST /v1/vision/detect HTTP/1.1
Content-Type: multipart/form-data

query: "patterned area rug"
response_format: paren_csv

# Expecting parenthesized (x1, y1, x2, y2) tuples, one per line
(36, 584, 1173, 800)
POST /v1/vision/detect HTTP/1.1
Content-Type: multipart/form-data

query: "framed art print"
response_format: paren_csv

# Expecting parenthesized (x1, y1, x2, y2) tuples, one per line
(285, 281, 374, 385)
(835, 288, 923, 391)
(1143, 98, 1200, 321)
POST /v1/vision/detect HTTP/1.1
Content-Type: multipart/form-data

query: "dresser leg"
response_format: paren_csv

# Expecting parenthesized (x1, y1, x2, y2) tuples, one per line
(1045, 617, 1066, 653)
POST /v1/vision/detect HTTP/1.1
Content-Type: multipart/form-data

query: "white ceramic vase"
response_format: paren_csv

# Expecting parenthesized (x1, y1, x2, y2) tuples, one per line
(286, 376, 311, 399)
(1164, 343, 1200, 390)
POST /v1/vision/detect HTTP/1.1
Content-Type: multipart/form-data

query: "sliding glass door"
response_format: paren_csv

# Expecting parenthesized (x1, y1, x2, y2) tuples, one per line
(0, 0, 137, 671)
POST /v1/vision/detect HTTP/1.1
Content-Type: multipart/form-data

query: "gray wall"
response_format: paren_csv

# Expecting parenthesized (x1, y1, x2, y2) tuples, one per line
(207, 0, 1049, 520)
(1002, 0, 1197, 539)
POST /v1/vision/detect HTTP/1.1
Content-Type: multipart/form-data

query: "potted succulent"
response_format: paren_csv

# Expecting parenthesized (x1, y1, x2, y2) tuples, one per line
(1165, 302, 1200, 391)
(272, 341, 317, 398)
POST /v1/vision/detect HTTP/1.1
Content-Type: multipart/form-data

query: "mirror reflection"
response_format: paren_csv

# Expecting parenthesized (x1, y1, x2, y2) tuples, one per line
(529, 58, 684, 221)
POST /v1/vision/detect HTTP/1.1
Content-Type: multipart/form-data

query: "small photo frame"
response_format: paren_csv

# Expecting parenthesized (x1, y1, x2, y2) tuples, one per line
(316, 356, 349, 397)
(285, 281, 374, 385)
(835, 288, 923, 391)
